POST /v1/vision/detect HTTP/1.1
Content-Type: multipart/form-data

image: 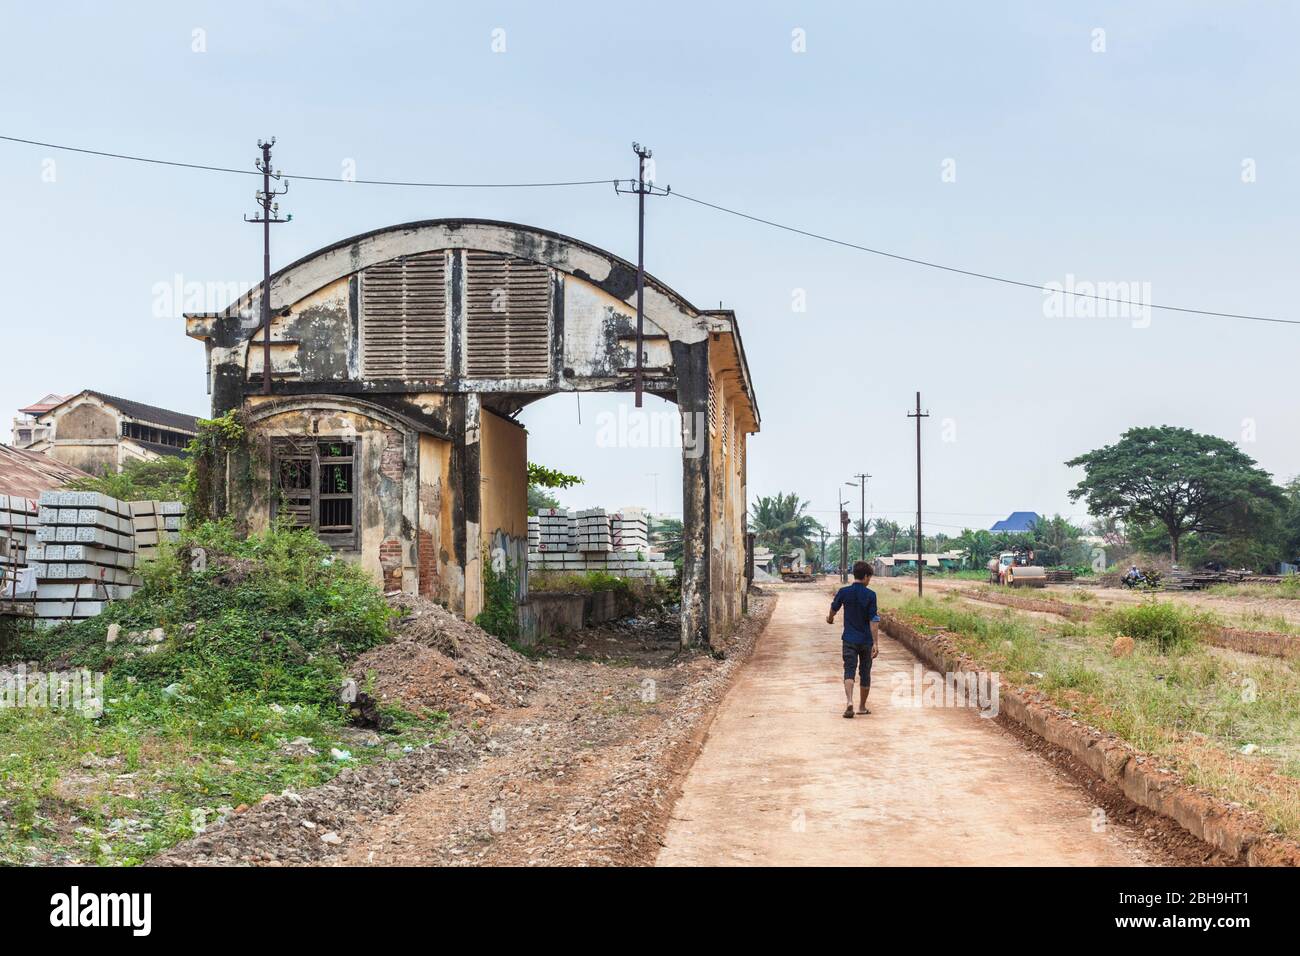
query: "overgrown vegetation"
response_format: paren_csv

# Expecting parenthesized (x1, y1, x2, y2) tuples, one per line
(475, 555, 519, 639)
(7, 519, 391, 706)
(0, 520, 443, 865)
(1102, 601, 1215, 653)
(68, 456, 190, 503)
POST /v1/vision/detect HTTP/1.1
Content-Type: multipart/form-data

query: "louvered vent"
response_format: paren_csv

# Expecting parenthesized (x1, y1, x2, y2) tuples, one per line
(465, 251, 551, 378)
(707, 376, 717, 436)
(361, 252, 448, 379)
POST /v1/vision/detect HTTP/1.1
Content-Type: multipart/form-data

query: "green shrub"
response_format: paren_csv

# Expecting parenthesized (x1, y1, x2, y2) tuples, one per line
(476, 555, 519, 639)
(4, 519, 392, 708)
(1102, 601, 1212, 653)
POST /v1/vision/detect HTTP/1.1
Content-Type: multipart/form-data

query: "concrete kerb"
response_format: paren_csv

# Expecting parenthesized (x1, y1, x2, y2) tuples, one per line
(879, 611, 1300, 867)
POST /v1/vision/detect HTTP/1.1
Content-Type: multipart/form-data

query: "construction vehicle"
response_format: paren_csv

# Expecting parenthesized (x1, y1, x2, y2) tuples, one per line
(987, 548, 1047, 588)
(779, 550, 814, 583)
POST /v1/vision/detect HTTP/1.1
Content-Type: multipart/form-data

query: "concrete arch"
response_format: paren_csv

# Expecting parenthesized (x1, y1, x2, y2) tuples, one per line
(185, 219, 759, 648)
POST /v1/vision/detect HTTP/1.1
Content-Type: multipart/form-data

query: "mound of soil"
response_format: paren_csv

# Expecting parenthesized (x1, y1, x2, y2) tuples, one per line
(351, 594, 539, 716)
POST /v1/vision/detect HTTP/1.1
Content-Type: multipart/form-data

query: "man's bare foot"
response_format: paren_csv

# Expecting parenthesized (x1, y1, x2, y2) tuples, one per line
(842, 705, 855, 718)
(857, 706, 871, 715)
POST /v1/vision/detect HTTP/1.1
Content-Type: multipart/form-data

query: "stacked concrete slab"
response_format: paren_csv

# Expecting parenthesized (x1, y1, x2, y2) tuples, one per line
(576, 508, 612, 552)
(527, 505, 673, 579)
(130, 499, 185, 562)
(33, 491, 140, 619)
(532, 508, 576, 553)
(0, 494, 39, 605)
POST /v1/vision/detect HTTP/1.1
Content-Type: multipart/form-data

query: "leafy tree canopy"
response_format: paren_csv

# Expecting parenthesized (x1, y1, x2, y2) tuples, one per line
(1066, 426, 1283, 562)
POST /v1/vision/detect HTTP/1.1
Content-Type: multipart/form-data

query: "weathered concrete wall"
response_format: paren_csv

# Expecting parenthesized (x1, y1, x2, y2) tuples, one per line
(516, 592, 586, 646)
(479, 408, 529, 602)
(241, 399, 420, 591)
(185, 221, 760, 646)
(45, 402, 120, 475)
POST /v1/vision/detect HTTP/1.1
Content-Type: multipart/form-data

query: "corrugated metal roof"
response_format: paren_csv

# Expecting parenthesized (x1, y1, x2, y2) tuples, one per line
(0, 444, 92, 498)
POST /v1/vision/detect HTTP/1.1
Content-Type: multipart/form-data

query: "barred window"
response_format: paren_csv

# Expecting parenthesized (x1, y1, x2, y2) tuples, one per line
(274, 438, 357, 549)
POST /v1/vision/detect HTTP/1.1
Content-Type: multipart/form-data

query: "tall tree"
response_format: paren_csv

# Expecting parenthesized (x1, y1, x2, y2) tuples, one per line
(749, 493, 823, 554)
(1066, 426, 1284, 563)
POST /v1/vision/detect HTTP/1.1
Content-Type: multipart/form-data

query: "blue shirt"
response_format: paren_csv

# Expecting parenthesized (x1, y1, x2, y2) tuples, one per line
(831, 582, 878, 645)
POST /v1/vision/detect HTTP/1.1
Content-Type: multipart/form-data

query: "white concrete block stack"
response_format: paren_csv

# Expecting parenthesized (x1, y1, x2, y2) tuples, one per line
(533, 508, 575, 553)
(0, 494, 39, 605)
(32, 491, 141, 619)
(609, 508, 649, 551)
(527, 505, 675, 580)
(130, 500, 186, 562)
(576, 508, 613, 552)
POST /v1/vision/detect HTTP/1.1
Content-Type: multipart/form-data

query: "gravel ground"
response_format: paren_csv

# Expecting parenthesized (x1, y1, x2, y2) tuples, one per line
(155, 591, 775, 867)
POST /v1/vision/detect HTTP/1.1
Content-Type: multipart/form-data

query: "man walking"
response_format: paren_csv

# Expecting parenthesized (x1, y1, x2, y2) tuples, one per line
(827, 560, 879, 718)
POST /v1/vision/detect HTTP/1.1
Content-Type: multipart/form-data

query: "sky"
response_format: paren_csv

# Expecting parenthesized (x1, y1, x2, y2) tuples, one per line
(1, 1, 1297, 537)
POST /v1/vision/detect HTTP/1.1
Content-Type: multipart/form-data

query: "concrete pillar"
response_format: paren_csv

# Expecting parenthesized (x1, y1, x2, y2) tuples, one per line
(448, 392, 483, 619)
(673, 339, 710, 648)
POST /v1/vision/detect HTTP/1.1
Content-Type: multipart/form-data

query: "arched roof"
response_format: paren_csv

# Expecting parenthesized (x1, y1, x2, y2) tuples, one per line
(214, 218, 704, 324)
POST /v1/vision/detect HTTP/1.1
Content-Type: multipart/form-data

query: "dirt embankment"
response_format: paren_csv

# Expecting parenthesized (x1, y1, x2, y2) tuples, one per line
(157, 590, 776, 866)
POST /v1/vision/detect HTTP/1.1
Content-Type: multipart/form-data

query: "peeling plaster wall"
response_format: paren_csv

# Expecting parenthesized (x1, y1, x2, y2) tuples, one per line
(185, 221, 759, 646)
(479, 408, 529, 603)
(241, 405, 419, 590)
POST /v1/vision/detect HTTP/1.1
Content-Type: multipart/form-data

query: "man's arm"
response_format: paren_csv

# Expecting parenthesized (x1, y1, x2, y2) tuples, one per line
(868, 591, 880, 656)
(827, 590, 842, 625)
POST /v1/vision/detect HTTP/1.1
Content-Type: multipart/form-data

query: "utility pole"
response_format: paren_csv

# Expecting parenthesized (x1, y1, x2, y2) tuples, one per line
(907, 392, 930, 597)
(848, 473, 871, 563)
(244, 138, 291, 396)
(841, 510, 850, 582)
(614, 144, 670, 407)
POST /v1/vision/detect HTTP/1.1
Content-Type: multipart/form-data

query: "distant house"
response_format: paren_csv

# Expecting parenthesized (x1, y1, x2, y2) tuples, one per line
(10, 394, 69, 449)
(28, 390, 200, 476)
(990, 511, 1041, 533)
(874, 550, 965, 576)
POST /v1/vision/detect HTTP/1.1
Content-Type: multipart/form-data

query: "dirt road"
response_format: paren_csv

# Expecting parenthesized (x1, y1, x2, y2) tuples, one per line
(656, 586, 1155, 866)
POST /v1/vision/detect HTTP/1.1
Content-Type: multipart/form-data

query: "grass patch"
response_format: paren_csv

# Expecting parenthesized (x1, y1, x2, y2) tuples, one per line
(893, 596, 1300, 837)
(1101, 601, 1216, 653)
(0, 519, 445, 865)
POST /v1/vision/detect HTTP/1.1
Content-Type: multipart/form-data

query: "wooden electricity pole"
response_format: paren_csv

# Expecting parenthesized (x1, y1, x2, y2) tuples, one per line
(907, 392, 930, 597)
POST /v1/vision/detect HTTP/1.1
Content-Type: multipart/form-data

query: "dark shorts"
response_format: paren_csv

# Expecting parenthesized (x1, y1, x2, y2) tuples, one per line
(842, 641, 873, 683)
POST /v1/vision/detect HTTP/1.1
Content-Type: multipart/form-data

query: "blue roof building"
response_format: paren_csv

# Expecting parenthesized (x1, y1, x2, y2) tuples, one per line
(990, 511, 1041, 533)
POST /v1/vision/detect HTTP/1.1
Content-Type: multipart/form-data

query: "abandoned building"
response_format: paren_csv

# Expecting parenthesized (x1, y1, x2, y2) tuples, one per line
(184, 219, 759, 647)
(27, 390, 200, 475)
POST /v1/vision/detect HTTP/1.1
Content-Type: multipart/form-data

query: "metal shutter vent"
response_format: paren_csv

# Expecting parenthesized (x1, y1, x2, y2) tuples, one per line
(361, 252, 448, 379)
(465, 251, 551, 378)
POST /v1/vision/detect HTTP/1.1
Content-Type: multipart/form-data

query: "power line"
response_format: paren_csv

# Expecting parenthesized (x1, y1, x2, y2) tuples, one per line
(670, 189, 1299, 327)
(3, 132, 1294, 325)
(0, 134, 614, 188)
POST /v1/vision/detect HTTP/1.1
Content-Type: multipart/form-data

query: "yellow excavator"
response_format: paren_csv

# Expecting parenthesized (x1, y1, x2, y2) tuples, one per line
(987, 548, 1047, 588)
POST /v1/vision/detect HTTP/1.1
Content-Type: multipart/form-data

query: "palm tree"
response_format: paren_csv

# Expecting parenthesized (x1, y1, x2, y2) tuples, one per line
(875, 519, 902, 554)
(749, 493, 824, 555)
(649, 515, 683, 564)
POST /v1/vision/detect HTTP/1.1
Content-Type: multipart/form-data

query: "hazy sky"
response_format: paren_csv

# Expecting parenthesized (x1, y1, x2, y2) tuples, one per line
(2, 2, 1296, 536)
